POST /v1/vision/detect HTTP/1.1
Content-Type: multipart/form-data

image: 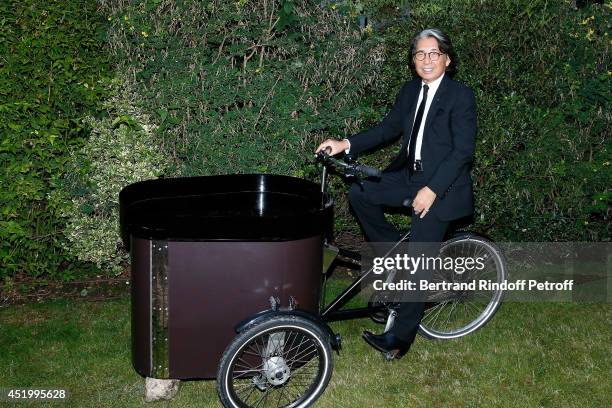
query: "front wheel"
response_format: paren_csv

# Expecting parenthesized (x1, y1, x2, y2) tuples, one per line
(217, 315, 333, 408)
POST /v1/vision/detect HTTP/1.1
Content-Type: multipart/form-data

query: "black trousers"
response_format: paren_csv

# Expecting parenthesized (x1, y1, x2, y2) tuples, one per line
(348, 169, 449, 344)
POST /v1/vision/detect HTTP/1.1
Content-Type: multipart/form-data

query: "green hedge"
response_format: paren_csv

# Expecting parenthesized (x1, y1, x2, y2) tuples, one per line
(101, 0, 386, 178)
(1, 0, 609, 280)
(102, 0, 608, 242)
(0, 0, 112, 278)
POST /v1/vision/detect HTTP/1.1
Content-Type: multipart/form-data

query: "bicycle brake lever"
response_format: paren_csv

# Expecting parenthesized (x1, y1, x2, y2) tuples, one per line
(344, 153, 357, 164)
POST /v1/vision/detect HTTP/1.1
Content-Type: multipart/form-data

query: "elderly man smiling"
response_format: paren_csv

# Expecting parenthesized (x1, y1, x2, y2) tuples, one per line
(316, 28, 477, 359)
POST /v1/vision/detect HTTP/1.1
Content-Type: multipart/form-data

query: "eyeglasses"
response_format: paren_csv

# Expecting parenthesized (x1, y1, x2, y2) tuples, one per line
(413, 51, 445, 61)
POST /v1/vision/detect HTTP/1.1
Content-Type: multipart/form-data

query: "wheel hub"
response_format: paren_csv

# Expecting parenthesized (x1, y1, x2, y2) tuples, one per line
(263, 356, 290, 386)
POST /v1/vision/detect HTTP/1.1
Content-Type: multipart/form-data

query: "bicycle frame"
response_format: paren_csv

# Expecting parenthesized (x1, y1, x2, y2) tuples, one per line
(317, 158, 411, 322)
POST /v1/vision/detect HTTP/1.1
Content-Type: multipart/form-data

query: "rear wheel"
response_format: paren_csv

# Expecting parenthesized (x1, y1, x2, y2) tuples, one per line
(418, 234, 506, 339)
(217, 315, 333, 408)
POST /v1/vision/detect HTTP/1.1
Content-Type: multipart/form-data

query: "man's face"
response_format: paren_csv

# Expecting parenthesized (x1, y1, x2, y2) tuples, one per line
(413, 37, 450, 84)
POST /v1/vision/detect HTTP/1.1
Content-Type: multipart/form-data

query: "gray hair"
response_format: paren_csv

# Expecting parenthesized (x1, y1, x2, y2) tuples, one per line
(409, 28, 458, 75)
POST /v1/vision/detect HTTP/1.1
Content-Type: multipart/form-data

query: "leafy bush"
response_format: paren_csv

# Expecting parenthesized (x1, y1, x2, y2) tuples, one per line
(101, 0, 609, 243)
(0, 0, 112, 278)
(51, 79, 169, 273)
(100, 0, 385, 176)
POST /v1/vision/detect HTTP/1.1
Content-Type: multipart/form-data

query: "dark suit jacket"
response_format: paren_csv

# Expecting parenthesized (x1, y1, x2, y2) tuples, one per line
(348, 75, 477, 221)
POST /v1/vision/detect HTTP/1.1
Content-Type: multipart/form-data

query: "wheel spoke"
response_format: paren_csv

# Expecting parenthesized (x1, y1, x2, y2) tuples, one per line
(421, 238, 505, 338)
(287, 343, 317, 368)
(464, 300, 483, 317)
(236, 356, 263, 371)
(424, 300, 450, 329)
(283, 333, 309, 357)
(423, 300, 445, 318)
(253, 385, 268, 408)
(442, 298, 459, 332)
(223, 321, 329, 408)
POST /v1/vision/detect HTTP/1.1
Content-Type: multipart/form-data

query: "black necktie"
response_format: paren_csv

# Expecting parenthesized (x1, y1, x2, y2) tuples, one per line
(407, 84, 429, 167)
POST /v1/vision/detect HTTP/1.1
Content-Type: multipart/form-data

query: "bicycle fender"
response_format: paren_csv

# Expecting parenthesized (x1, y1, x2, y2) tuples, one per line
(446, 229, 494, 242)
(234, 309, 342, 351)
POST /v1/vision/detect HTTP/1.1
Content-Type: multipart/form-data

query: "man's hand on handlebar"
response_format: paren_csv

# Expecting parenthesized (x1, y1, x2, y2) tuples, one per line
(315, 139, 350, 156)
(314, 143, 381, 179)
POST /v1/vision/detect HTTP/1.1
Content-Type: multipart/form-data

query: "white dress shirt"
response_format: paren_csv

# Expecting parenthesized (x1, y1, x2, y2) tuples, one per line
(411, 73, 444, 160)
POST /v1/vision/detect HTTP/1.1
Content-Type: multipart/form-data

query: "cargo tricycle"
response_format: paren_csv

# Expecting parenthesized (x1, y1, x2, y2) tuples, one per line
(119, 152, 506, 408)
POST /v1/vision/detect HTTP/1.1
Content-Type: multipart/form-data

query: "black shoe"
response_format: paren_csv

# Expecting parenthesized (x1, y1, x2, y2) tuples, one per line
(362, 330, 411, 360)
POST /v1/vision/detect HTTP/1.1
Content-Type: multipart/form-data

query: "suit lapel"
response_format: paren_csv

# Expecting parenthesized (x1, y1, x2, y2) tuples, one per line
(423, 75, 450, 134)
(401, 79, 422, 146)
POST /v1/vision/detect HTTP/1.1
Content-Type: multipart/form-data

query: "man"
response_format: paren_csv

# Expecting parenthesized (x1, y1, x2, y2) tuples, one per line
(316, 28, 477, 358)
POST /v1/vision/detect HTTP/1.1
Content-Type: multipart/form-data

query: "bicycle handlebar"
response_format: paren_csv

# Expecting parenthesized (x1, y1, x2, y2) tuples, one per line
(315, 151, 382, 179)
(358, 164, 383, 178)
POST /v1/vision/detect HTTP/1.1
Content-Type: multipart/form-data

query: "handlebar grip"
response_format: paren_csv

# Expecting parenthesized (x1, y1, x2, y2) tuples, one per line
(356, 164, 382, 178)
